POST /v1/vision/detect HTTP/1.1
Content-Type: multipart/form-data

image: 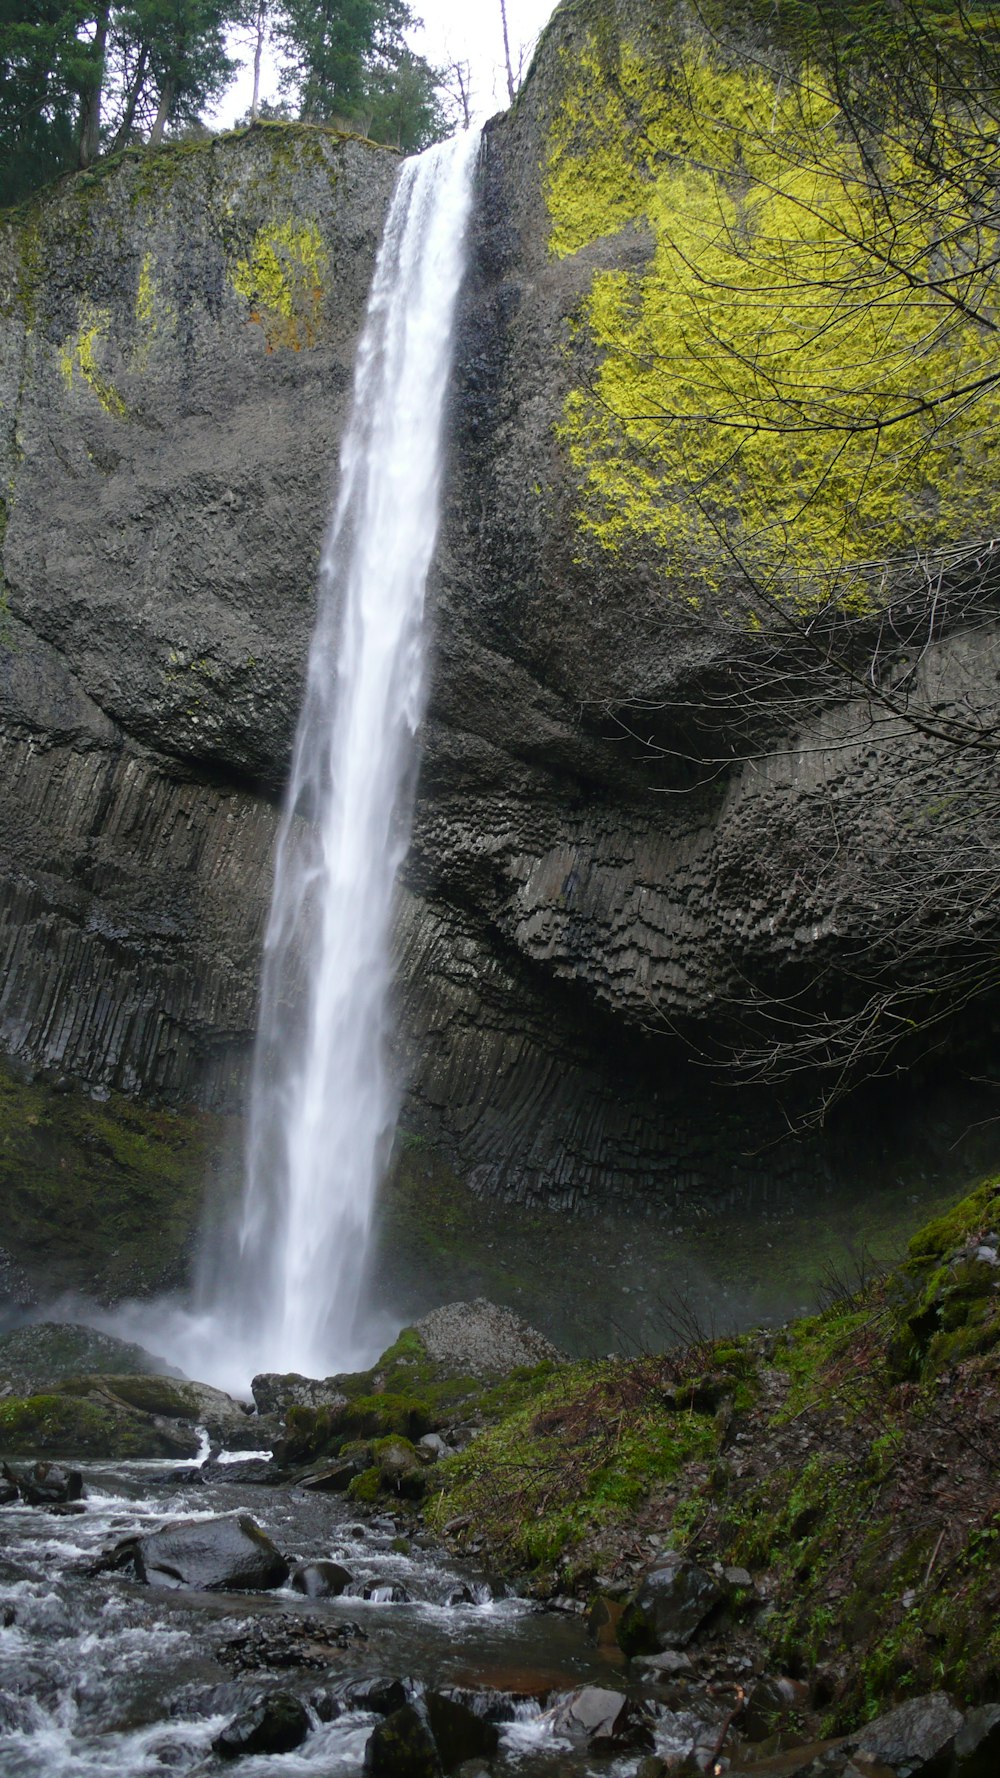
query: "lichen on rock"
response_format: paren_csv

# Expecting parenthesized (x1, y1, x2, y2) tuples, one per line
(546, 13, 1000, 609)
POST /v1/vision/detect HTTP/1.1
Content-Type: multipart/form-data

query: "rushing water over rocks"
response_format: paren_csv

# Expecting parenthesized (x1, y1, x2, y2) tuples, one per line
(183, 131, 481, 1392)
(0, 1461, 718, 1778)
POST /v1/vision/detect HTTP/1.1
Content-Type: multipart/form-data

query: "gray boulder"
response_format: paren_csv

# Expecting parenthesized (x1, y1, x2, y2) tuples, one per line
(618, 1554, 724, 1654)
(289, 1560, 354, 1599)
(410, 1301, 563, 1379)
(364, 1703, 442, 1778)
(212, 1691, 310, 1761)
(848, 1692, 963, 1777)
(550, 1686, 655, 1752)
(251, 1372, 349, 1417)
(953, 1704, 1000, 1777)
(122, 1512, 289, 1591)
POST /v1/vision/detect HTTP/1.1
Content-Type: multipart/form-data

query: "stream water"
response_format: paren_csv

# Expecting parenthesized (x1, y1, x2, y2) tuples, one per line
(0, 1465, 725, 1777)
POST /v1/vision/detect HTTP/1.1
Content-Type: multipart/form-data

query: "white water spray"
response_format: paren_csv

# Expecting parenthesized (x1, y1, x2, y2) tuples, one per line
(199, 132, 479, 1386)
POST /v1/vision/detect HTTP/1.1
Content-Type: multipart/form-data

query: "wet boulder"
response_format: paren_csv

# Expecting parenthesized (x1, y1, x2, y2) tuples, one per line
(122, 1512, 289, 1591)
(251, 1372, 349, 1417)
(550, 1686, 656, 1753)
(313, 1675, 409, 1719)
(618, 1554, 724, 1654)
(374, 1436, 426, 1499)
(298, 1455, 367, 1492)
(212, 1690, 310, 1760)
(424, 1693, 500, 1771)
(364, 1702, 443, 1778)
(364, 1581, 411, 1603)
(6, 1461, 84, 1506)
(953, 1703, 1000, 1777)
(290, 1559, 354, 1599)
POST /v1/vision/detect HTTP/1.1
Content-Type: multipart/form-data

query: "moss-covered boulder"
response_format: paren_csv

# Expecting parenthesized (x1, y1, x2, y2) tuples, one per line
(0, 1389, 199, 1458)
(0, 1354, 258, 1460)
(0, 1320, 180, 1390)
(272, 1309, 562, 1479)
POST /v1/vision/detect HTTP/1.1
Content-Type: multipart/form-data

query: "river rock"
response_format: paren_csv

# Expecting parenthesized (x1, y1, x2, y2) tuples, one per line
(425, 1692, 500, 1771)
(375, 1437, 426, 1498)
(848, 1692, 963, 1776)
(364, 1702, 442, 1778)
(123, 1512, 289, 1591)
(212, 1690, 310, 1760)
(550, 1686, 655, 1753)
(298, 1455, 366, 1491)
(953, 1703, 1000, 1776)
(251, 1372, 350, 1416)
(618, 1554, 724, 1654)
(7, 1461, 84, 1507)
(290, 1560, 354, 1599)
(411, 1301, 562, 1379)
(312, 1676, 411, 1721)
(364, 1582, 411, 1603)
(83, 1374, 253, 1446)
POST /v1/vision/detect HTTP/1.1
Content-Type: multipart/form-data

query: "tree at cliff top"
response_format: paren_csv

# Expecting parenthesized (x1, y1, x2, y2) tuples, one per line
(273, 0, 447, 149)
(0, 2, 89, 202)
(0, 0, 237, 201)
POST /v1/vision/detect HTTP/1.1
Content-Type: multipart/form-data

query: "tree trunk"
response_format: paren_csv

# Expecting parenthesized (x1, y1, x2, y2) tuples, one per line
(251, 0, 266, 122)
(148, 78, 176, 147)
(77, 3, 110, 168)
(499, 0, 516, 106)
(110, 44, 151, 154)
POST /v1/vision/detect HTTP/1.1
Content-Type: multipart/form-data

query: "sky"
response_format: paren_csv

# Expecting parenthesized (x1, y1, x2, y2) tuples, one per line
(209, 0, 559, 131)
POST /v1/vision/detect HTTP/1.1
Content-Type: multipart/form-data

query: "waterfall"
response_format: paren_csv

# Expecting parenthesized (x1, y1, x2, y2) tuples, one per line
(205, 131, 480, 1386)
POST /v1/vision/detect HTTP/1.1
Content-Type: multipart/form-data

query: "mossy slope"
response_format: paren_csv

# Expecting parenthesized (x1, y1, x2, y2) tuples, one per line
(428, 1174, 1000, 1724)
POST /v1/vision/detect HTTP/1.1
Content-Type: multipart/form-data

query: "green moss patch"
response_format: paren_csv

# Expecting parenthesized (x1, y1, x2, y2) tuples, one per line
(0, 1060, 233, 1301)
(0, 1389, 195, 1459)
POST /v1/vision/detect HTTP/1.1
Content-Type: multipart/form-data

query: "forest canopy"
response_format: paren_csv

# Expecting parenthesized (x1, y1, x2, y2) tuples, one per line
(0, 0, 446, 204)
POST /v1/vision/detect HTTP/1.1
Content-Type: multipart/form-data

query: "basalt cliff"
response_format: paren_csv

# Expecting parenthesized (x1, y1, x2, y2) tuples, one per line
(2, 0, 999, 1305)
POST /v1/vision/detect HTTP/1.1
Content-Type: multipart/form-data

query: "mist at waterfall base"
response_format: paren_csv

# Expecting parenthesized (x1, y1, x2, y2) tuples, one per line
(67, 133, 481, 1399)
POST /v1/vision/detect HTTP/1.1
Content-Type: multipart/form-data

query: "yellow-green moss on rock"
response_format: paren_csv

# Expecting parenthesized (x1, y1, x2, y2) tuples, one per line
(547, 26, 1000, 610)
(230, 219, 329, 352)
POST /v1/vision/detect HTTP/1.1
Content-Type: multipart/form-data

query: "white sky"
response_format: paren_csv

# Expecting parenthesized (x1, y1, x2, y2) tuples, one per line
(209, 0, 558, 130)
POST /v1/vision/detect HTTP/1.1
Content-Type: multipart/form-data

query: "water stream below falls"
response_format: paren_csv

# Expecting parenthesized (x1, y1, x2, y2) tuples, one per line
(0, 1467, 724, 1777)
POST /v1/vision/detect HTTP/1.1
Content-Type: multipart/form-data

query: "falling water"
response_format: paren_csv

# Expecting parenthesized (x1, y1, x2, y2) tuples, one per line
(198, 132, 480, 1386)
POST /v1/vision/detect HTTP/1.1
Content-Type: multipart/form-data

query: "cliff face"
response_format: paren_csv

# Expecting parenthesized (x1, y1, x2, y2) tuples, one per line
(1, 1, 999, 1295)
(0, 126, 397, 1106)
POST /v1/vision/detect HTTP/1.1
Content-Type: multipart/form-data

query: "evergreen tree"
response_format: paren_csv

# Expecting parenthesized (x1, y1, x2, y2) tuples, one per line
(359, 46, 447, 150)
(1, 0, 237, 203)
(275, 0, 447, 148)
(0, 1, 92, 201)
